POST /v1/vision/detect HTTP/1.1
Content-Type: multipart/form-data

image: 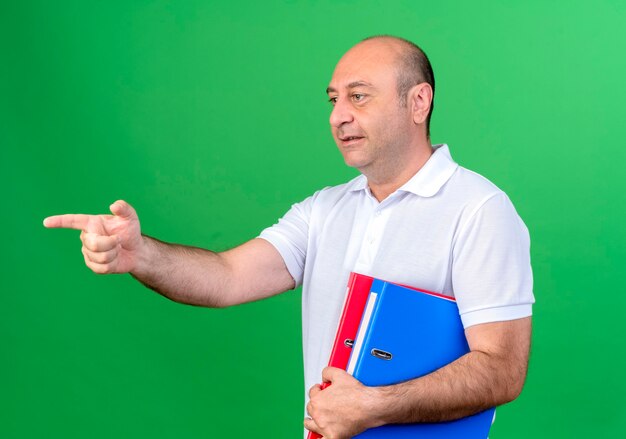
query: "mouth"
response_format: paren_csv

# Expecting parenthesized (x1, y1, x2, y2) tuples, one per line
(338, 135, 365, 145)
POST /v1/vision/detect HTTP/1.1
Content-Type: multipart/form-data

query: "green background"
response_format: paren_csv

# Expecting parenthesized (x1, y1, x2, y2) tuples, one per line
(2, 0, 625, 437)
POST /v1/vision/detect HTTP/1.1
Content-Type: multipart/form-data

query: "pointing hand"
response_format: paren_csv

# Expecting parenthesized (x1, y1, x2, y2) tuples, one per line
(44, 200, 143, 274)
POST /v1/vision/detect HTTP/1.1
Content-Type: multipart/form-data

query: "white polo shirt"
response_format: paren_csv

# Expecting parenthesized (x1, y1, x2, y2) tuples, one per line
(259, 144, 534, 403)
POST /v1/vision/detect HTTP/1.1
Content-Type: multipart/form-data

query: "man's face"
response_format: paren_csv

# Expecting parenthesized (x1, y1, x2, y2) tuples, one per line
(326, 41, 414, 173)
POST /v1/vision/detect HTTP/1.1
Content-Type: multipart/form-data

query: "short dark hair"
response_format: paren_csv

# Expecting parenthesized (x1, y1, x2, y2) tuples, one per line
(362, 36, 435, 137)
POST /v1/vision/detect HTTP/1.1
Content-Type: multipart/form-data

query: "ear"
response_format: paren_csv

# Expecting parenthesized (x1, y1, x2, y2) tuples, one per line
(409, 83, 433, 125)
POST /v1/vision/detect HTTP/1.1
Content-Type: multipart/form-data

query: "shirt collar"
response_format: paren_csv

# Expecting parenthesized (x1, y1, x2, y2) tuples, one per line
(349, 144, 459, 197)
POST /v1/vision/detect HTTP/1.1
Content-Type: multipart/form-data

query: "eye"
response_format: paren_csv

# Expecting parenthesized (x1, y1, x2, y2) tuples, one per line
(328, 96, 338, 106)
(352, 93, 366, 102)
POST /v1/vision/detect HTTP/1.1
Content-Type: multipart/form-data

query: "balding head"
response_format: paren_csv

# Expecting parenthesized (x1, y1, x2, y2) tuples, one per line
(349, 36, 435, 137)
(327, 36, 435, 180)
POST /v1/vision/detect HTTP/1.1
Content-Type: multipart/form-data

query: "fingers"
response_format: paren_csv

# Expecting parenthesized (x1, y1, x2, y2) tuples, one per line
(43, 201, 133, 276)
(43, 200, 135, 231)
(109, 200, 136, 219)
(80, 231, 120, 274)
(81, 246, 117, 274)
(304, 417, 321, 435)
(82, 245, 118, 265)
(321, 366, 343, 384)
(81, 231, 118, 252)
(81, 247, 116, 274)
(43, 214, 91, 230)
(309, 384, 322, 399)
(306, 385, 323, 435)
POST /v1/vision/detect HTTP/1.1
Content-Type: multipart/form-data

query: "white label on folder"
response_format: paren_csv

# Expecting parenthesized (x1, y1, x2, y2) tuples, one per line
(347, 292, 378, 375)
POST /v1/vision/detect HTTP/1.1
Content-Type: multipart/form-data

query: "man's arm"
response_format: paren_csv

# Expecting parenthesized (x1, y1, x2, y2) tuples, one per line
(304, 316, 531, 438)
(133, 235, 295, 307)
(44, 200, 295, 307)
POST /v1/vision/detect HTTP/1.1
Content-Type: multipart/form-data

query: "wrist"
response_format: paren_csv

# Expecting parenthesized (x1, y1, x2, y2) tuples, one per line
(361, 385, 392, 430)
(130, 234, 154, 277)
(367, 383, 412, 428)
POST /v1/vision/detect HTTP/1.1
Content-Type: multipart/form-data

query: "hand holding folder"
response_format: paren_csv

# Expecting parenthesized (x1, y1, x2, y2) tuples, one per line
(348, 279, 494, 438)
(307, 273, 374, 439)
(307, 274, 494, 439)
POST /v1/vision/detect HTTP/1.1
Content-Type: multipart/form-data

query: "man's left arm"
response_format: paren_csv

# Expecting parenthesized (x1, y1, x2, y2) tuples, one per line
(304, 316, 531, 438)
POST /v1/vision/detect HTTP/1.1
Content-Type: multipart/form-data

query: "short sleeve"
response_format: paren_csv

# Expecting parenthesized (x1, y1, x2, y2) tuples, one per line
(452, 192, 535, 328)
(258, 193, 316, 287)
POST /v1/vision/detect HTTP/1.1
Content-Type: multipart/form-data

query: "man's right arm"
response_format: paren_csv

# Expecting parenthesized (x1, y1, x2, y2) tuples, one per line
(44, 200, 295, 307)
(133, 236, 295, 307)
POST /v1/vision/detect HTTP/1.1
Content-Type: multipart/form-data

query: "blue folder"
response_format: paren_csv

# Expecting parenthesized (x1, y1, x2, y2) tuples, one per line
(346, 279, 495, 438)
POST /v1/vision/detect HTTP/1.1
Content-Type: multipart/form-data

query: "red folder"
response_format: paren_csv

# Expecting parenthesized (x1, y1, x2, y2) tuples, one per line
(307, 272, 374, 439)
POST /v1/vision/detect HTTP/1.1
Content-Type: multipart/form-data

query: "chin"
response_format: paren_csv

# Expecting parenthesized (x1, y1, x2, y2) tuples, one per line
(341, 154, 371, 170)
(337, 141, 374, 170)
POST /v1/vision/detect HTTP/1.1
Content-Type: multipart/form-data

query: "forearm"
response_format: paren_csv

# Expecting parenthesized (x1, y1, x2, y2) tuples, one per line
(368, 318, 531, 427)
(131, 235, 233, 307)
(370, 350, 521, 426)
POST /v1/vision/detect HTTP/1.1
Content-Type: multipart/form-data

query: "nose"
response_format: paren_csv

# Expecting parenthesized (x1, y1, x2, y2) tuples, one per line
(329, 97, 354, 128)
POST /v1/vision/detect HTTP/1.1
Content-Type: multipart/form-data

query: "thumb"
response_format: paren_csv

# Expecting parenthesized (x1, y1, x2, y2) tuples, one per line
(109, 200, 136, 219)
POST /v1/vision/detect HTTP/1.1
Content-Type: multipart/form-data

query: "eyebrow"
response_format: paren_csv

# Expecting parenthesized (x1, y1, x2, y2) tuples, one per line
(326, 81, 374, 95)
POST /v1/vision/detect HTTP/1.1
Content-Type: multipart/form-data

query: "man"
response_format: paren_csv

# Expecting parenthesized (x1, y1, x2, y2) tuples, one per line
(44, 36, 534, 438)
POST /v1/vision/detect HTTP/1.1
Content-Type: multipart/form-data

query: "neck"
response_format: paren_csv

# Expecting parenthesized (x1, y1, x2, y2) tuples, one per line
(366, 140, 434, 202)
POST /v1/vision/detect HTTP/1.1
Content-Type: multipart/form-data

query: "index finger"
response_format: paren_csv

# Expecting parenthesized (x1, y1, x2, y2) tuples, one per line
(43, 214, 91, 230)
